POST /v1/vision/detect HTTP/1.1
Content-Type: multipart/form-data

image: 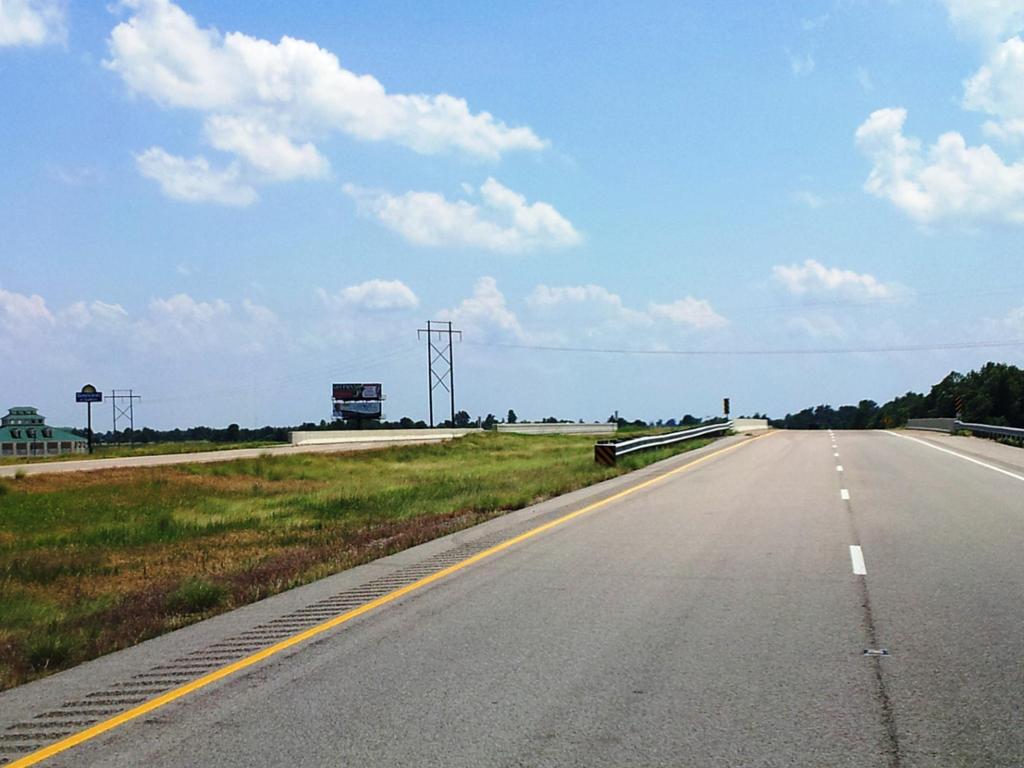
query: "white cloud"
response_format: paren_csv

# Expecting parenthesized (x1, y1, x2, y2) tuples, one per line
(648, 297, 727, 329)
(0, 286, 284, 363)
(982, 117, 1024, 142)
(439, 276, 523, 339)
(794, 190, 824, 209)
(856, 67, 874, 93)
(135, 147, 257, 206)
(942, 0, 1024, 45)
(241, 298, 277, 324)
(0, 0, 65, 47)
(786, 314, 846, 340)
(527, 284, 627, 309)
(203, 115, 329, 181)
(963, 36, 1024, 125)
(47, 165, 104, 187)
(855, 107, 1024, 224)
(772, 259, 896, 299)
(61, 299, 130, 328)
(786, 49, 815, 76)
(800, 14, 829, 32)
(345, 178, 581, 253)
(149, 293, 231, 324)
(527, 283, 726, 332)
(106, 0, 545, 200)
(1002, 304, 1024, 330)
(320, 279, 419, 311)
(0, 285, 54, 340)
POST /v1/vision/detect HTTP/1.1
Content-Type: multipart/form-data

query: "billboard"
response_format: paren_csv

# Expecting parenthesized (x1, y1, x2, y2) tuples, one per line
(333, 401, 383, 419)
(332, 383, 382, 401)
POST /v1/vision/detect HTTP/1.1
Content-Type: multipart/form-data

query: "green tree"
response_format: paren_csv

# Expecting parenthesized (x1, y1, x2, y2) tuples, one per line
(506, 409, 518, 424)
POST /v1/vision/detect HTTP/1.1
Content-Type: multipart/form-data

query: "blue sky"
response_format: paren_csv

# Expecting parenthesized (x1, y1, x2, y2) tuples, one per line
(2, 0, 1024, 429)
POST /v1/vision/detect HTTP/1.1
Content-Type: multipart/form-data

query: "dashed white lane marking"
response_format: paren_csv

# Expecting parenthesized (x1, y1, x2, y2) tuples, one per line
(840, 489, 850, 500)
(849, 545, 867, 575)
(836, 465, 844, 472)
(885, 431, 1024, 484)
(834, 452, 840, 458)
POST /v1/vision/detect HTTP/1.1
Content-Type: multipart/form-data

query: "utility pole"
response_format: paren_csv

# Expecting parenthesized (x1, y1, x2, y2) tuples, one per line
(416, 321, 462, 427)
(111, 389, 141, 445)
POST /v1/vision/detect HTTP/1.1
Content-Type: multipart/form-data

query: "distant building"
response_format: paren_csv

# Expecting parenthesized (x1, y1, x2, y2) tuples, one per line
(0, 407, 87, 458)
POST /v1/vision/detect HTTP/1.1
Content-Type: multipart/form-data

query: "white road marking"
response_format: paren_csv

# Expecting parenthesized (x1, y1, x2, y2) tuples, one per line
(849, 545, 867, 575)
(885, 431, 1024, 484)
(836, 465, 843, 472)
(840, 489, 850, 500)
(834, 452, 840, 458)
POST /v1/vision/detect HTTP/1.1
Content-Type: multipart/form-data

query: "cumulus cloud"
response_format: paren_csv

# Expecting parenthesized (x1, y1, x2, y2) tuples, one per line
(105, 0, 545, 200)
(793, 190, 824, 209)
(963, 36, 1024, 126)
(0, 285, 54, 340)
(135, 147, 257, 206)
(203, 115, 329, 181)
(0, 286, 281, 362)
(648, 298, 727, 329)
(61, 299, 130, 329)
(942, 0, 1024, 45)
(855, 107, 1024, 224)
(772, 259, 897, 300)
(527, 283, 726, 332)
(318, 279, 419, 311)
(786, 49, 815, 77)
(439, 277, 524, 339)
(943, 3, 1024, 149)
(0, 0, 65, 47)
(345, 178, 581, 253)
(999, 303, 1024, 332)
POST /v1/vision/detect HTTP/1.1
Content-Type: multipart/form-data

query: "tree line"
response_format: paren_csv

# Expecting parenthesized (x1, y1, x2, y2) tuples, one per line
(772, 362, 1024, 430)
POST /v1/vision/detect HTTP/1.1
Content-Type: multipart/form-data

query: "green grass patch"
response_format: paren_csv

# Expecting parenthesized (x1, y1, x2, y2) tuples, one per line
(167, 578, 228, 615)
(0, 431, 716, 689)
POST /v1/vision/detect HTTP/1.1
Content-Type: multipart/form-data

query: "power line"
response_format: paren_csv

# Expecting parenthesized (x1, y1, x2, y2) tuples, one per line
(463, 339, 1024, 357)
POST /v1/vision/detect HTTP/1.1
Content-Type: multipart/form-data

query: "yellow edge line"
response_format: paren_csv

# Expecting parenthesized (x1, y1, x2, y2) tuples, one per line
(10, 431, 773, 767)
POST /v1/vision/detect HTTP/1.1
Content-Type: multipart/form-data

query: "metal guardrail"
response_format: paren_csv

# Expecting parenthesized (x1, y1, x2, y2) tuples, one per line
(906, 418, 957, 433)
(594, 421, 732, 466)
(956, 420, 1024, 440)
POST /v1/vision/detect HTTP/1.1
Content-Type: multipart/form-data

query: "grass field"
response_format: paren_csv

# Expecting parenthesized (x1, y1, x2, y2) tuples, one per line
(0, 431, 716, 690)
(0, 440, 284, 466)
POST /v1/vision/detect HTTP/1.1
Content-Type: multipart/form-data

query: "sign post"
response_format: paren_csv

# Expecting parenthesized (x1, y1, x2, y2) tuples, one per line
(76, 384, 103, 454)
(723, 397, 730, 419)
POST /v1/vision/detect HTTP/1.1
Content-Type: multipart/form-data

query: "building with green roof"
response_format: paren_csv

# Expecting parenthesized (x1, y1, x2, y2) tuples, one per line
(0, 407, 87, 458)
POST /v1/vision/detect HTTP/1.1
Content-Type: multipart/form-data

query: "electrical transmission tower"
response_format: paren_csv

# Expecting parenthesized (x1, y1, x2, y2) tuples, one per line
(110, 389, 141, 444)
(417, 321, 462, 427)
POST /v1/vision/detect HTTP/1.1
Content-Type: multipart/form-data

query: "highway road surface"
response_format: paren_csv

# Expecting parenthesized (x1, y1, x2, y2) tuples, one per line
(1, 429, 1022, 767)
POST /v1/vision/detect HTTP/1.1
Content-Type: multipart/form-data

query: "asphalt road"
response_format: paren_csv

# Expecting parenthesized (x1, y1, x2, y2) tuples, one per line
(3, 430, 1022, 767)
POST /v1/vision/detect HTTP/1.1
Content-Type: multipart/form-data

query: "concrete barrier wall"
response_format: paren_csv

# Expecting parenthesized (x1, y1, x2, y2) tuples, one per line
(496, 423, 617, 436)
(290, 428, 478, 446)
(906, 418, 956, 434)
(732, 418, 769, 433)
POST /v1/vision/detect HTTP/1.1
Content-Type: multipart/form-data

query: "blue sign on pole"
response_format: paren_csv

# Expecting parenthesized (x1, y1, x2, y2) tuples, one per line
(76, 384, 102, 403)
